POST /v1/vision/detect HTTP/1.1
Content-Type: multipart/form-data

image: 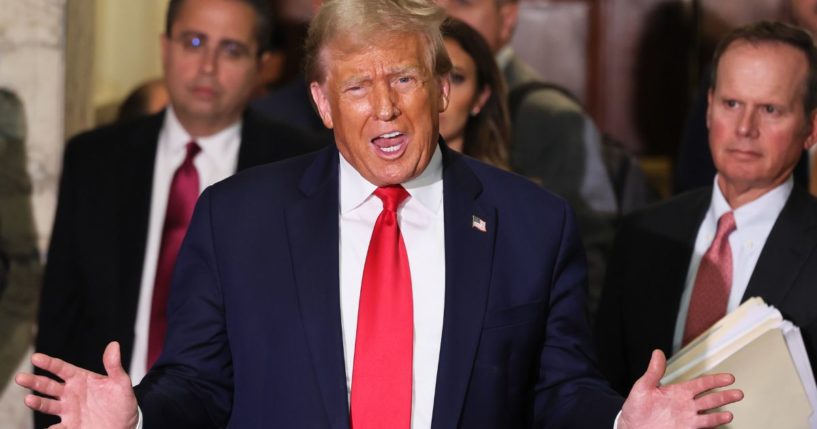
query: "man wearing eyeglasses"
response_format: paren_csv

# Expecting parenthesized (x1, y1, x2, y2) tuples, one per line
(33, 1, 320, 427)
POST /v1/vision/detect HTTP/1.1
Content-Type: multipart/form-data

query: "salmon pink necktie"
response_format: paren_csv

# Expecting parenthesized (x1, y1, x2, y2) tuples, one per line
(147, 141, 201, 369)
(351, 185, 413, 429)
(683, 211, 736, 346)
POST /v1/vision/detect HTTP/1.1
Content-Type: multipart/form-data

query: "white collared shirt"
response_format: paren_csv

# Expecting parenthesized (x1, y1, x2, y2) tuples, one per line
(672, 175, 793, 352)
(339, 147, 446, 428)
(129, 106, 242, 383)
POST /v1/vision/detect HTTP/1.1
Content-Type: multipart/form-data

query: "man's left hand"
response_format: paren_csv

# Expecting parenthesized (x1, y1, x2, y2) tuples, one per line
(619, 349, 743, 429)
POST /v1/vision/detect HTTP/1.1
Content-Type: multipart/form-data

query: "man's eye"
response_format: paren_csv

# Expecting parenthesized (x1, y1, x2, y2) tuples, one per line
(724, 100, 738, 108)
(184, 35, 204, 49)
(395, 76, 417, 88)
(220, 42, 250, 59)
(763, 105, 777, 114)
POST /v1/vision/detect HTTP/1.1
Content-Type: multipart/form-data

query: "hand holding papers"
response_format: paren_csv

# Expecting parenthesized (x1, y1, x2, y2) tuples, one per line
(662, 297, 817, 429)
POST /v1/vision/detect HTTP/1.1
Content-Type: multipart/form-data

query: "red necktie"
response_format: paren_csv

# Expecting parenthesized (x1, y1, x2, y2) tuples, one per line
(351, 185, 413, 429)
(147, 141, 201, 368)
(683, 211, 737, 346)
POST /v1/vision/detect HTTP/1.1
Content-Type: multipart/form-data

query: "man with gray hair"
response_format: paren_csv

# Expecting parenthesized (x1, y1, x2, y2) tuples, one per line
(18, 0, 742, 427)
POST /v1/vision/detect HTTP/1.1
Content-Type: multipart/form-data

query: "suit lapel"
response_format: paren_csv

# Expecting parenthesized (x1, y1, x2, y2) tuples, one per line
(431, 147, 496, 429)
(743, 186, 817, 305)
(653, 190, 711, 351)
(115, 112, 163, 364)
(284, 147, 350, 429)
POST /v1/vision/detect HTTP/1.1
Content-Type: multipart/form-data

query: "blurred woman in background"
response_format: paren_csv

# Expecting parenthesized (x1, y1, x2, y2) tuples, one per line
(440, 18, 511, 170)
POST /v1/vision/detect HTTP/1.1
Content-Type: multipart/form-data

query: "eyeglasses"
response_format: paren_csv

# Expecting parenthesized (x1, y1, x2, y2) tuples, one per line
(170, 31, 256, 62)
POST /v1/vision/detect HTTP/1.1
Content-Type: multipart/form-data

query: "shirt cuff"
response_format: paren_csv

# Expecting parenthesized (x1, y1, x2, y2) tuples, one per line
(613, 409, 622, 429)
(135, 405, 143, 429)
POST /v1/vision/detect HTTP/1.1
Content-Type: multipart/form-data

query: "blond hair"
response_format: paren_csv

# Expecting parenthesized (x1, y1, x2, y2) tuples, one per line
(304, 0, 451, 83)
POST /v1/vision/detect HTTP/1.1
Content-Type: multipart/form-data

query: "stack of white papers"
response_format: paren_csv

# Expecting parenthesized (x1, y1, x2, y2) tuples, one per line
(662, 297, 817, 429)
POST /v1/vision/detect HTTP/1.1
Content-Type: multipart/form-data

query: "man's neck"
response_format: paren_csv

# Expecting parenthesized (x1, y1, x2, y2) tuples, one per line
(175, 111, 242, 139)
(717, 174, 791, 209)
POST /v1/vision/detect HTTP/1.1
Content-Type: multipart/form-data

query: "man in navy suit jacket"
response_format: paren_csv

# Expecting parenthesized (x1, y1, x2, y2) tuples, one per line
(16, 0, 742, 427)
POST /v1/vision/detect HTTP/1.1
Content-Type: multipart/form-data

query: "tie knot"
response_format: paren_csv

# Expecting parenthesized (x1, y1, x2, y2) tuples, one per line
(374, 185, 409, 212)
(185, 141, 201, 161)
(716, 211, 737, 239)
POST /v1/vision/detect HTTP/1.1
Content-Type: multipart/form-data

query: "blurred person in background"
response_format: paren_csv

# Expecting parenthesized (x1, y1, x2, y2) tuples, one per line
(439, 0, 619, 318)
(251, 0, 331, 140)
(33, 0, 320, 426)
(116, 79, 169, 123)
(0, 88, 41, 394)
(440, 18, 511, 170)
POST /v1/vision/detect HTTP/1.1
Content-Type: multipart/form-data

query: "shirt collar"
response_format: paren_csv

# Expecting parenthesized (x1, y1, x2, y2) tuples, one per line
(710, 174, 793, 230)
(162, 105, 242, 159)
(339, 144, 444, 215)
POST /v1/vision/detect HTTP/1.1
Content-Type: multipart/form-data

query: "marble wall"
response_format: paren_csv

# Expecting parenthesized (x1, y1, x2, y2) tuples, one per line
(0, 0, 66, 427)
(0, 0, 65, 253)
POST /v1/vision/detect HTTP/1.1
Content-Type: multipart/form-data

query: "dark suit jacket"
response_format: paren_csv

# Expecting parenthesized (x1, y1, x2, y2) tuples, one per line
(35, 108, 320, 427)
(133, 144, 623, 428)
(595, 185, 817, 395)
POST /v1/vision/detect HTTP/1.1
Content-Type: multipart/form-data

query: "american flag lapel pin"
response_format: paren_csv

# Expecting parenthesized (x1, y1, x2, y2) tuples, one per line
(471, 215, 487, 232)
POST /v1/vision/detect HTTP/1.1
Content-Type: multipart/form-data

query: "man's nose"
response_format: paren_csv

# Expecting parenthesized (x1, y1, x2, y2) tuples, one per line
(736, 109, 759, 138)
(371, 82, 400, 121)
(199, 46, 218, 74)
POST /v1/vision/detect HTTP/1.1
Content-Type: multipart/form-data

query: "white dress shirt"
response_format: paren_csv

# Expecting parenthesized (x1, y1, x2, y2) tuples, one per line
(129, 106, 241, 383)
(339, 147, 446, 428)
(672, 175, 793, 352)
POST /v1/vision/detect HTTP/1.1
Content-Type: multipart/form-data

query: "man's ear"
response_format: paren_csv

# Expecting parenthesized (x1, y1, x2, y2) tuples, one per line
(804, 109, 817, 151)
(309, 82, 334, 129)
(706, 88, 714, 130)
(160, 34, 170, 72)
(438, 74, 451, 113)
(498, 1, 520, 49)
(257, 52, 272, 72)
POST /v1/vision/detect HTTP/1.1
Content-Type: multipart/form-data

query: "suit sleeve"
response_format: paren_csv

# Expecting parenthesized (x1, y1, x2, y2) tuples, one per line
(34, 140, 84, 428)
(594, 217, 634, 396)
(134, 188, 232, 429)
(533, 201, 624, 428)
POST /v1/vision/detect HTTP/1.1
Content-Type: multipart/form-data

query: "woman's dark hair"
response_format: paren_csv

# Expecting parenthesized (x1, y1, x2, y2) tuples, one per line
(441, 17, 511, 169)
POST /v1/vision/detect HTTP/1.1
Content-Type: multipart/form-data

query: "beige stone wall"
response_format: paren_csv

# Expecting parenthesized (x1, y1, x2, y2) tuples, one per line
(93, 0, 167, 123)
(0, 0, 66, 426)
(0, 0, 66, 254)
(0, 1, 168, 426)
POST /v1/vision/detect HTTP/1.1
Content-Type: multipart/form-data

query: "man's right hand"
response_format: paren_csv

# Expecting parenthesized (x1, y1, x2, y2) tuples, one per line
(16, 341, 139, 429)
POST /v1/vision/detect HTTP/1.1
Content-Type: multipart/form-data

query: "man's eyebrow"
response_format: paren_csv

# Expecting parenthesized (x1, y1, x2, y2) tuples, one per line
(388, 65, 423, 76)
(340, 75, 371, 87)
(177, 30, 207, 39)
(217, 37, 251, 49)
(176, 30, 251, 49)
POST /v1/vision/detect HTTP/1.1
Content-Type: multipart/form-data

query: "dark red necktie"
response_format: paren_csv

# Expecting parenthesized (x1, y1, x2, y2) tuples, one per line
(147, 141, 201, 369)
(683, 211, 737, 346)
(351, 185, 413, 429)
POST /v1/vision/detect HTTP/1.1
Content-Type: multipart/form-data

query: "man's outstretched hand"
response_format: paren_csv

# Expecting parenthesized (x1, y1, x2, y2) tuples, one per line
(619, 349, 744, 429)
(16, 341, 139, 429)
